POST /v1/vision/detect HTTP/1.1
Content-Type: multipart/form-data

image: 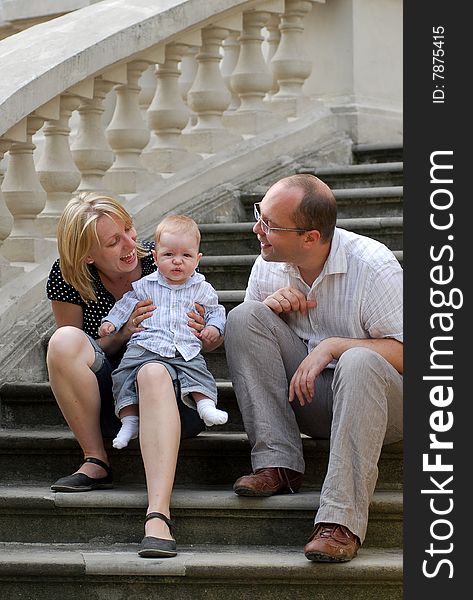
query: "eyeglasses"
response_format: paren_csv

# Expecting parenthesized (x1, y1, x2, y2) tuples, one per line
(253, 203, 309, 235)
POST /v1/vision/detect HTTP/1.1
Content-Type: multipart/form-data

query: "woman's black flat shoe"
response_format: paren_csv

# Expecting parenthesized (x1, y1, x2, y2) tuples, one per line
(138, 511, 177, 558)
(50, 457, 113, 492)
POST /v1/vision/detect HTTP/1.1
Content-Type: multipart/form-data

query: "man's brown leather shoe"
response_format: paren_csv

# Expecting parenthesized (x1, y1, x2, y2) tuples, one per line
(304, 523, 360, 562)
(233, 467, 303, 497)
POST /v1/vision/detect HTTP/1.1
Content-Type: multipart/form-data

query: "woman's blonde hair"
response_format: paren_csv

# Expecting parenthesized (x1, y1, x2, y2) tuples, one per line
(57, 192, 147, 302)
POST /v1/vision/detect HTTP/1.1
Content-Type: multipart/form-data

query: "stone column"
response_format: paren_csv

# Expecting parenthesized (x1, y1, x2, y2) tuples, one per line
(223, 10, 281, 135)
(72, 74, 121, 193)
(0, 140, 13, 255)
(1, 106, 58, 262)
(142, 43, 202, 174)
(138, 64, 159, 151)
(269, 0, 316, 117)
(1, 133, 27, 284)
(36, 94, 82, 236)
(104, 60, 156, 194)
(0, 139, 15, 283)
(221, 31, 241, 112)
(179, 46, 199, 130)
(182, 26, 242, 153)
(263, 13, 282, 100)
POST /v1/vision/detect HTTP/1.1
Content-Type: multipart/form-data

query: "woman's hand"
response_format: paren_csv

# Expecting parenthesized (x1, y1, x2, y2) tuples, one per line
(97, 299, 155, 355)
(108, 298, 156, 345)
(125, 298, 155, 335)
(187, 303, 206, 336)
(263, 287, 316, 315)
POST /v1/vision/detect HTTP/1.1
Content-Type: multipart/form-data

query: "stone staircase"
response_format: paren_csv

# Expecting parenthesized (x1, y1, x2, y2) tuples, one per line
(0, 143, 403, 599)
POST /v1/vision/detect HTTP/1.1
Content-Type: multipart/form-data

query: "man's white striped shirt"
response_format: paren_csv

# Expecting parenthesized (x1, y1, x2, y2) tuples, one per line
(245, 228, 403, 360)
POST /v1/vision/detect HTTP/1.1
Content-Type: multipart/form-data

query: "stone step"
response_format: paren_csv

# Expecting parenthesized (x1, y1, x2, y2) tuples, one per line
(0, 542, 402, 600)
(238, 186, 403, 220)
(0, 485, 402, 548)
(199, 215, 403, 256)
(352, 142, 403, 164)
(201, 248, 403, 291)
(295, 162, 404, 189)
(199, 254, 257, 290)
(216, 289, 245, 312)
(0, 381, 242, 431)
(199, 222, 261, 255)
(203, 249, 403, 273)
(0, 430, 403, 490)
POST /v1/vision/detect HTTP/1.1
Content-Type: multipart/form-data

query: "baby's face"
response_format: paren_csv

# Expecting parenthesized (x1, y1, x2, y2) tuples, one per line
(153, 230, 202, 285)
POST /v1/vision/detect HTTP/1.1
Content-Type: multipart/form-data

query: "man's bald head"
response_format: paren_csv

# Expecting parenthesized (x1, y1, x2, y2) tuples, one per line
(272, 174, 337, 242)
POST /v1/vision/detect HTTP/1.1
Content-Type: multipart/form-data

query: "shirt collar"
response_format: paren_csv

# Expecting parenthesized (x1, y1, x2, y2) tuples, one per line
(321, 228, 347, 275)
(146, 269, 205, 288)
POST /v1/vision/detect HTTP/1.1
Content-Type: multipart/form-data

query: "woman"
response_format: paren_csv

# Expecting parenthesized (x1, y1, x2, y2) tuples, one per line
(46, 192, 221, 557)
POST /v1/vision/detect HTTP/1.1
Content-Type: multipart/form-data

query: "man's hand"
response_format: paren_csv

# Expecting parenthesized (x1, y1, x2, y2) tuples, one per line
(264, 287, 316, 315)
(289, 336, 404, 406)
(289, 340, 335, 406)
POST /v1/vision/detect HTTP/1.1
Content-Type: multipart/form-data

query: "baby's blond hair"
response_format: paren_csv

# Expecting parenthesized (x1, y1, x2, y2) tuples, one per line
(155, 215, 201, 247)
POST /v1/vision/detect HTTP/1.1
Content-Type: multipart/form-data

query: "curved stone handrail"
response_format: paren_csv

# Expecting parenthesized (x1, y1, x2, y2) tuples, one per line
(0, 0, 258, 137)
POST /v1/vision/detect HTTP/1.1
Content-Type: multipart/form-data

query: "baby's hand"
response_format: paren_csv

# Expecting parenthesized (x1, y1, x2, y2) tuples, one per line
(199, 325, 221, 344)
(99, 321, 116, 337)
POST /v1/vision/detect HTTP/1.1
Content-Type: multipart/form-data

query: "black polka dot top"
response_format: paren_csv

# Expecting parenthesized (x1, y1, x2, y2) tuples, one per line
(46, 241, 156, 339)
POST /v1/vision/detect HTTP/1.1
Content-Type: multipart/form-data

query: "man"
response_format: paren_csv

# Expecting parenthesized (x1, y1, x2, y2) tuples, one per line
(225, 174, 403, 562)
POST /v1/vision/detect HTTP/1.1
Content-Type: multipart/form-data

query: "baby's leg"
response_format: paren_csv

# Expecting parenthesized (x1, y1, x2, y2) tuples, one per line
(113, 405, 139, 449)
(194, 393, 228, 426)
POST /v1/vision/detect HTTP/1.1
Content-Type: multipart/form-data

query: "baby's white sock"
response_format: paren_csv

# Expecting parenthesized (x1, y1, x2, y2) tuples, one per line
(113, 415, 139, 449)
(196, 398, 228, 426)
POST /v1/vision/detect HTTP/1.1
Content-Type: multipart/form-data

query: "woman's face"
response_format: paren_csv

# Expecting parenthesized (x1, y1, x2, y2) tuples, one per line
(86, 213, 138, 274)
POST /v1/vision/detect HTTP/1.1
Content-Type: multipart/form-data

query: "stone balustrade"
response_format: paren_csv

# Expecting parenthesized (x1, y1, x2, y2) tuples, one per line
(0, 0, 402, 308)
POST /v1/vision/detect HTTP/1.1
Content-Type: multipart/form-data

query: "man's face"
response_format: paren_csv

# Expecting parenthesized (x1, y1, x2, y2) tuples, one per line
(254, 183, 307, 263)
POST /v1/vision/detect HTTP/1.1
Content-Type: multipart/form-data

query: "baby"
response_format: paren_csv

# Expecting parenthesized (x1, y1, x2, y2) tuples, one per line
(99, 215, 228, 449)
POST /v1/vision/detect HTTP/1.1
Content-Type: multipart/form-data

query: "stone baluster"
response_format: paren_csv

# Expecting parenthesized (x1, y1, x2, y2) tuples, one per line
(138, 65, 159, 153)
(36, 93, 84, 236)
(0, 139, 13, 253)
(224, 10, 281, 135)
(72, 68, 127, 193)
(0, 138, 15, 283)
(139, 65, 158, 121)
(1, 101, 59, 263)
(104, 60, 156, 194)
(264, 13, 282, 100)
(179, 46, 199, 103)
(139, 66, 156, 112)
(179, 46, 199, 130)
(1, 131, 27, 285)
(221, 31, 241, 112)
(182, 26, 242, 153)
(142, 42, 202, 174)
(269, 0, 316, 117)
(0, 122, 27, 265)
